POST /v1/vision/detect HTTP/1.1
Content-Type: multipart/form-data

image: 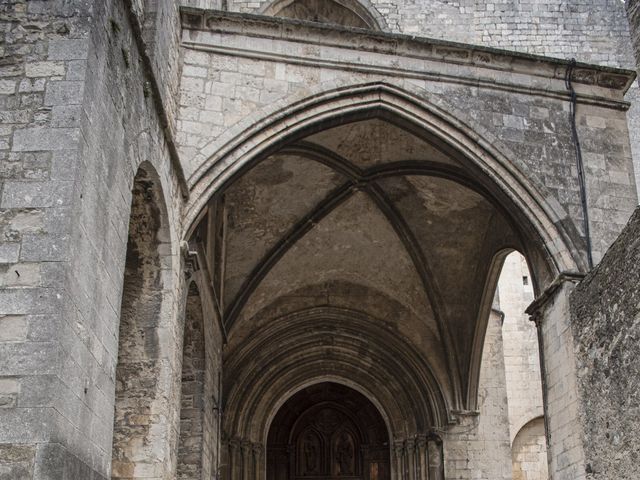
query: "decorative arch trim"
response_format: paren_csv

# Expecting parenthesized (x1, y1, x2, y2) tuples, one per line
(259, 0, 388, 31)
(223, 306, 453, 444)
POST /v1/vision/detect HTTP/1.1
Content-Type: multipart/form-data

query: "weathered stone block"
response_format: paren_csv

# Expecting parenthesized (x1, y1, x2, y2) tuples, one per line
(44, 81, 85, 107)
(0, 342, 60, 376)
(0, 316, 28, 341)
(0, 80, 17, 95)
(0, 243, 20, 264)
(25, 62, 65, 78)
(19, 232, 71, 263)
(64, 60, 87, 81)
(12, 128, 79, 152)
(0, 444, 35, 480)
(0, 287, 62, 315)
(47, 39, 90, 61)
(1, 181, 74, 208)
(19, 79, 46, 94)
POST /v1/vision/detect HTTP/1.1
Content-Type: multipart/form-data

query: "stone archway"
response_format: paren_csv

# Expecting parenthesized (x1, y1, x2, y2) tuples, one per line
(182, 83, 592, 480)
(267, 382, 390, 480)
(220, 307, 447, 480)
(111, 163, 174, 479)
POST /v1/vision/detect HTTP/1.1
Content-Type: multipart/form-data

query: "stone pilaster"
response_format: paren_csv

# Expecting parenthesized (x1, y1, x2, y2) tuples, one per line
(526, 273, 586, 480)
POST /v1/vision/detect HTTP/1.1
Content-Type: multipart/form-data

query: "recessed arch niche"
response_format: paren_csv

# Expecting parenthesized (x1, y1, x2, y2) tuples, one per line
(111, 162, 173, 478)
(260, 0, 386, 30)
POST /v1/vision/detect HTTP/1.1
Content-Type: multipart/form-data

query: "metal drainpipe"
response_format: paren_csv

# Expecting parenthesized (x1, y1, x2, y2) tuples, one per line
(532, 312, 551, 450)
(565, 58, 594, 269)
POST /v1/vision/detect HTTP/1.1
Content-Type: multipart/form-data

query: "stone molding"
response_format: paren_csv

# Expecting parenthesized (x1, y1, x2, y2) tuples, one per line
(180, 7, 636, 104)
(222, 306, 454, 442)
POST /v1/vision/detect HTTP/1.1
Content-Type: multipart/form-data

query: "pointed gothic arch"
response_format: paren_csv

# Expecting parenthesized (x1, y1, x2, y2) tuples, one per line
(111, 162, 174, 479)
(184, 82, 585, 288)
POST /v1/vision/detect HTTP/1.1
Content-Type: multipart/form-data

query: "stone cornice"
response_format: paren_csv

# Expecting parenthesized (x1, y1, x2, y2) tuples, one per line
(525, 271, 586, 318)
(180, 7, 636, 105)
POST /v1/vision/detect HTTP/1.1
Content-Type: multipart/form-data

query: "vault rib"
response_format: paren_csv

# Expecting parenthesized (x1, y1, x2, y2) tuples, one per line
(262, 142, 463, 407)
(363, 183, 463, 409)
(223, 181, 356, 330)
(223, 141, 532, 411)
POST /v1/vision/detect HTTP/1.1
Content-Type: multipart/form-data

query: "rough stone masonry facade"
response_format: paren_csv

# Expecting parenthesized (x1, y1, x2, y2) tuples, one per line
(569, 207, 640, 480)
(564, 1, 640, 479)
(223, 0, 640, 191)
(0, 1, 639, 480)
(0, 0, 186, 478)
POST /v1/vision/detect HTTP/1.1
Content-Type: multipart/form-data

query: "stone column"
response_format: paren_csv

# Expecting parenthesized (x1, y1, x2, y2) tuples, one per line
(526, 274, 586, 480)
(393, 440, 405, 480)
(241, 441, 252, 480)
(228, 440, 240, 480)
(405, 439, 416, 480)
(253, 443, 264, 480)
(416, 435, 428, 480)
(426, 435, 443, 480)
(287, 444, 295, 478)
(361, 444, 370, 480)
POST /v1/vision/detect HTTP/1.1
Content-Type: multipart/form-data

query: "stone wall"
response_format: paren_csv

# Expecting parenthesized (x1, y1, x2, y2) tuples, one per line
(0, 1, 98, 477)
(0, 0, 186, 478)
(178, 283, 207, 479)
(569, 207, 640, 479)
(227, 0, 634, 67)
(629, 0, 640, 69)
(628, 0, 640, 196)
(530, 280, 587, 480)
(497, 252, 543, 442)
(443, 309, 512, 480)
(511, 417, 548, 480)
(221, 0, 640, 198)
(179, 271, 224, 480)
(496, 252, 548, 479)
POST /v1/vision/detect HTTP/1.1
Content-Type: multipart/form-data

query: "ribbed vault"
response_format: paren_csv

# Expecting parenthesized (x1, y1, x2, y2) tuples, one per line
(186, 81, 585, 480)
(211, 116, 538, 411)
(188, 84, 580, 439)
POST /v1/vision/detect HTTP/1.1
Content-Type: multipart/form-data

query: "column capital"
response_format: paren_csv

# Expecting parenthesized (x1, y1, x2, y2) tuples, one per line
(393, 439, 405, 454)
(252, 443, 264, 457)
(182, 240, 201, 279)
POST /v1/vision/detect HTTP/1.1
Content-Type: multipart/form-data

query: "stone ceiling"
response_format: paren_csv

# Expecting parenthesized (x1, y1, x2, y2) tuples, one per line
(216, 117, 525, 406)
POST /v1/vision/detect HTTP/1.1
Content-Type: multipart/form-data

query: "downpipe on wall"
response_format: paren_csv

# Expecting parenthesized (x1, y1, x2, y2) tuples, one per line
(565, 58, 594, 269)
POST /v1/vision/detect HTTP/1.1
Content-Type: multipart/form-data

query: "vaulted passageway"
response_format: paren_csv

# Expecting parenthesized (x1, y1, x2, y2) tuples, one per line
(184, 85, 583, 479)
